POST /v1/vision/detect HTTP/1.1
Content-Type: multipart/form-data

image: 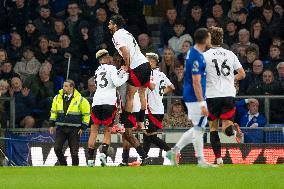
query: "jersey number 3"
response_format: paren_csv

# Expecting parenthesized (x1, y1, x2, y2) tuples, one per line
(95, 72, 108, 88)
(212, 59, 230, 76)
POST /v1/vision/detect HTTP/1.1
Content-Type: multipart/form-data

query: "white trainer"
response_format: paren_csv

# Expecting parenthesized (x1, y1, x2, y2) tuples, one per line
(87, 160, 94, 167)
(100, 153, 107, 167)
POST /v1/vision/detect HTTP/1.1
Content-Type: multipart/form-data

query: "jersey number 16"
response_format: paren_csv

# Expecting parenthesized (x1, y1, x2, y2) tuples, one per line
(212, 59, 231, 76)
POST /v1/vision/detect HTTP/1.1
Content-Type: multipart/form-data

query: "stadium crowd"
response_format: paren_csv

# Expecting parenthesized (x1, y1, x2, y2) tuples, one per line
(0, 0, 283, 128)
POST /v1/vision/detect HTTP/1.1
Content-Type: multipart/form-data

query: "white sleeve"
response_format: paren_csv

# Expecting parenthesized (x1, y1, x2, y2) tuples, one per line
(113, 32, 126, 49)
(232, 52, 242, 70)
(110, 66, 129, 87)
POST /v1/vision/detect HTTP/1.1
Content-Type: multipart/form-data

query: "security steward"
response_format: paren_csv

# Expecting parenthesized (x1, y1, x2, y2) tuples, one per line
(49, 79, 90, 166)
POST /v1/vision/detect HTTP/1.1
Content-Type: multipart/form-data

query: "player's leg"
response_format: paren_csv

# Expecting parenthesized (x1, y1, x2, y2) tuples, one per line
(87, 124, 99, 166)
(207, 97, 223, 165)
(119, 134, 131, 166)
(137, 87, 147, 128)
(220, 97, 242, 143)
(99, 125, 112, 166)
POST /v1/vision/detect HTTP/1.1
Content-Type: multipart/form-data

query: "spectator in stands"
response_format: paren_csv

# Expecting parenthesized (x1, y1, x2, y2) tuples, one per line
(177, 40, 191, 64)
(30, 0, 51, 20)
(175, 0, 199, 22)
(261, 5, 280, 37)
(223, 20, 238, 47)
(106, 0, 120, 18)
(23, 20, 40, 48)
(159, 47, 178, 78)
(33, 5, 55, 37)
(9, 76, 35, 128)
(168, 20, 193, 55)
(262, 69, 282, 95)
(227, 0, 245, 21)
(0, 79, 9, 128)
(24, 64, 55, 122)
(81, 77, 96, 99)
(243, 46, 258, 72)
(248, 0, 264, 22)
(92, 8, 114, 54)
(212, 4, 229, 29)
(160, 8, 177, 47)
(20, 115, 35, 128)
(65, 2, 81, 45)
(6, 32, 24, 64)
(170, 62, 184, 96)
(119, 0, 149, 38)
(14, 47, 41, 82)
(265, 45, 283, 75)
(7, 0, 31, 35)
(250, 19, 271, 60)
(276, 62, 284, 90)
(203, 0, 231, 17)
(0, 49, 8, 64)
(240, 59, 263, 95)
(35, 35, 52, 63)
(206, 16, 217, 29)
(236, 98, 266, 127)
(51, 35, 80, 85)
(274, 3, 283, 18)
(49, 19, 67, 48)
(81, 0, 99, 24)
(163, 99, 192, 128)
(235, 8, 250, 30)
(138, 33, 159, 56)
(0, 61, 20, 83)
(271, 36, 284, 58)
(231, 29, 259, 61)
(185, 5, 205, 37)
(78, 20, 97, 72)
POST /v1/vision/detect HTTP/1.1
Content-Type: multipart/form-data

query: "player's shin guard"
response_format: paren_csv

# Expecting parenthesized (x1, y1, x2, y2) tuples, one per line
(101, 143, 109, 156)
(88, 148, 95, 160)
(224, 125, 234, 136)
(210, 131, 221, 159)
(138, 109, 146, 122)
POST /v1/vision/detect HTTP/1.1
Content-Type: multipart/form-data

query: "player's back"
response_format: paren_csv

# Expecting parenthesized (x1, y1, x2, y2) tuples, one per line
(204, 47, 242, 98)
(183, 47, 206, 102)
(147, 68, 172, 114)
(113, 28, 148, 69)
(92, 64, 125, 106)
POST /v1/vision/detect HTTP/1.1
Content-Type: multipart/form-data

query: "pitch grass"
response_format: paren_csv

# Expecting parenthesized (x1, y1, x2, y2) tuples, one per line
(0, 165, 283, 189)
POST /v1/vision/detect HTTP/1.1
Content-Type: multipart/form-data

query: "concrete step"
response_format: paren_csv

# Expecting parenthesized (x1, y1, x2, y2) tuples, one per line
(151, 30, 160, 37)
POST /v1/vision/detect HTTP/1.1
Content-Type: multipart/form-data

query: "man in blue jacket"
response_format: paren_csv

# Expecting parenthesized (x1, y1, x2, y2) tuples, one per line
(236, 98, 266, 128)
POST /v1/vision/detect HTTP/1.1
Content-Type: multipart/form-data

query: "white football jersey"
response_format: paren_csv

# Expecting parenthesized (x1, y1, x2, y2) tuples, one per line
(118, 83, 141, 113)
(112, 28, 148, 69)
(146, 68, 173, 114)
(204, 47, 242, 98)
(92, 64, 128, 106)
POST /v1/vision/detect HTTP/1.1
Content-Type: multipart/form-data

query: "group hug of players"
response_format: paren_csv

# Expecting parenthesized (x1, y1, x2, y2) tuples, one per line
(87, 15, 245, 167)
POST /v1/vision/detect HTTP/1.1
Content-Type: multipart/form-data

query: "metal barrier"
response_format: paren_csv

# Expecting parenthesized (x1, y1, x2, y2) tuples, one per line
(164, 95, 284, 125)
(0, 97, 15, 128)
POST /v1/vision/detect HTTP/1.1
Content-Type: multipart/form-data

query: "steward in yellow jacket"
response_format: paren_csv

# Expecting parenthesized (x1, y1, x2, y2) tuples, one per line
(49, 79, 90, 166)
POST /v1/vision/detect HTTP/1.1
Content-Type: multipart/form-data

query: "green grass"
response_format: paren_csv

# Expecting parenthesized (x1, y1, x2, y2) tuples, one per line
(0, 165, 283, 189)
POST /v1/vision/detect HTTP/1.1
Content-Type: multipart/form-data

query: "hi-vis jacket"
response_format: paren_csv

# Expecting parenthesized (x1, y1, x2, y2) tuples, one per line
(50, 89, 90, 128)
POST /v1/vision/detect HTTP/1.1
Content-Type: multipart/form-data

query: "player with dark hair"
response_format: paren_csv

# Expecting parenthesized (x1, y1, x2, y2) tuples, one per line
(108, 15, 151, 165)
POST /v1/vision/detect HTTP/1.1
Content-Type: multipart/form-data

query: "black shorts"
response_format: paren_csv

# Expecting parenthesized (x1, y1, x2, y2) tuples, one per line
(91, 105, 117, 125)
(120, 112, 139, 128)
(206, 97, 236, 121)
(128, 62, 151, 87)
(145, 114, 164, 133)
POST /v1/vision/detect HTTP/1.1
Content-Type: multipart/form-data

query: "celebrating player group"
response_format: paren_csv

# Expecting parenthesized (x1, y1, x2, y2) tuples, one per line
(87, 14, 245, 167)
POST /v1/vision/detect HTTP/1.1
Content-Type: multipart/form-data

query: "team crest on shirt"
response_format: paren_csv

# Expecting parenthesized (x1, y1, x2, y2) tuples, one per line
(192, 60, 199, 72)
